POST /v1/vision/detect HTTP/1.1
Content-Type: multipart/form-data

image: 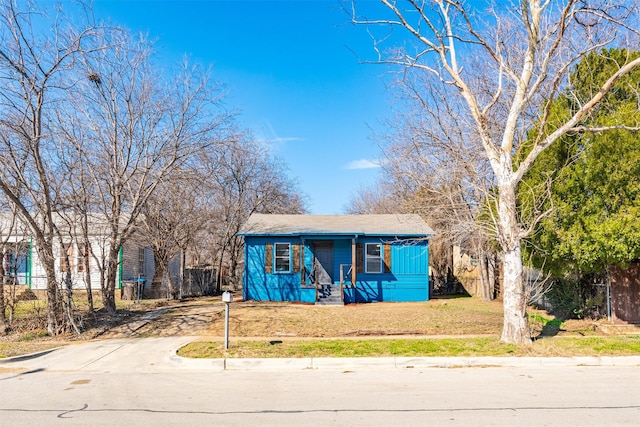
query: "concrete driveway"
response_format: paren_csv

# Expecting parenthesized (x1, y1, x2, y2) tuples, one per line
(0, 337, 200, 373)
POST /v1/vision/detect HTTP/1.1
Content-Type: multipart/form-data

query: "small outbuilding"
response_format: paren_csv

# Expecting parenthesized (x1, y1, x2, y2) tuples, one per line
(239, 214, 434, 305)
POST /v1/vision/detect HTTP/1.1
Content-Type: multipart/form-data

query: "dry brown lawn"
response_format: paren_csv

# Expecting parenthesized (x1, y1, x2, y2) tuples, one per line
(214, 297, 505, 338)
(82, 295, 601, 339)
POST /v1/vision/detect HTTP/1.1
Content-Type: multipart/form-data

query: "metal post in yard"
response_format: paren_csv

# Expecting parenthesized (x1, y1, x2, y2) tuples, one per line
(222, 291, 233, 350)
(224, 302, 229, 350)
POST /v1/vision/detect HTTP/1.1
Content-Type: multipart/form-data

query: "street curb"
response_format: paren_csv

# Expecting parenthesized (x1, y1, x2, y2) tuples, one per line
(169, 354, 640, 371)
(0, 347, 61, 364)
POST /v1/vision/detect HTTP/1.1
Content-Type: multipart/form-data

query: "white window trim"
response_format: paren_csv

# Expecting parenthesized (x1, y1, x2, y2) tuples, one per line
(138, 247, 145, 276)
(274, 242, 291, 273)
(365, 243, 382, 274)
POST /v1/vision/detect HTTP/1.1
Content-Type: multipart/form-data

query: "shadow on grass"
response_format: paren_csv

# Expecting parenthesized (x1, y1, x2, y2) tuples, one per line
(534, 318, 565, 340)
(431, 293, 472, 300)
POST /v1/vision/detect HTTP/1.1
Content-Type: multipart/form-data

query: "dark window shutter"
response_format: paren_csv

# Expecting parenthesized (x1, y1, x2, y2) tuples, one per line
(265, 243, 273, 274)
(384, 243, 391, 273)
(356, 243, 364, 273)
(300, 244, 306, 284)
(293, 243, 300, 273)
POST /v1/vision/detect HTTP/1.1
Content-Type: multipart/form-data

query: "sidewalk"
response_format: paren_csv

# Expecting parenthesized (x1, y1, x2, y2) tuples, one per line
(2, 337, 640, 372)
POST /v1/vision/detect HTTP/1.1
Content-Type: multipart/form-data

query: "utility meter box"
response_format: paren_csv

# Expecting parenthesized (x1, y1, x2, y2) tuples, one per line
(222, 291, 233, 303)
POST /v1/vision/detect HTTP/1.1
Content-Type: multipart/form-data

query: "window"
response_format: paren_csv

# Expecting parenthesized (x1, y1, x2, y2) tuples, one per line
(274, 243, 291, 273)
(365, 243, 382, 274)
(60, 243, 74, 273)
(138, 248, 145, 276)
(77, 243, 91, 273)
(3, 243, 28, 277)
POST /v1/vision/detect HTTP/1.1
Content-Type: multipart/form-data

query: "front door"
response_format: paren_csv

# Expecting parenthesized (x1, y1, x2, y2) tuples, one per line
(313, 242, 334, 284)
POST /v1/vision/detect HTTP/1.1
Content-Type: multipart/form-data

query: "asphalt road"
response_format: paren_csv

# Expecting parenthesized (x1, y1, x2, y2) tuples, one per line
(1, 338, 639, 426)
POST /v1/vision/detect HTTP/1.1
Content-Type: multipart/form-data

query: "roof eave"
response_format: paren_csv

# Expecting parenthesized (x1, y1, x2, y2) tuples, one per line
(239, 232, 434, 238)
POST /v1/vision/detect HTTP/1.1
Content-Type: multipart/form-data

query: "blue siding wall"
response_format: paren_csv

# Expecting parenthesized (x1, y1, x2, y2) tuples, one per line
(243, 236, 429, 304)
(343, 238, 429, 303)
(244, 236, 315, 303)
(392, 241, 429, 275)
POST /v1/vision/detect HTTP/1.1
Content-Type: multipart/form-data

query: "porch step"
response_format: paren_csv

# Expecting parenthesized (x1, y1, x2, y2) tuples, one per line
(316, 295, 343, 305)
(316, 284, 344, 306)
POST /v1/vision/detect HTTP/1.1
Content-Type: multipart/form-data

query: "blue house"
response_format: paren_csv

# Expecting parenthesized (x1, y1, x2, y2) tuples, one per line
(239, 214, 434, 305)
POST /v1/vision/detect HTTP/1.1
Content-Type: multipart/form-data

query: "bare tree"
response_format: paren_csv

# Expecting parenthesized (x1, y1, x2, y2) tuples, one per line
(0, 0, 99, 334)
(138, 169, 210, 299)
(346, 181, 400, 215)
(59, 26, 233, 314)
(385, 90, 499, 299)
(352, 0, 640, 344)
(201, 136, 306, 292)
(348, 90, 497, 297)
(63, 168, 99, 314)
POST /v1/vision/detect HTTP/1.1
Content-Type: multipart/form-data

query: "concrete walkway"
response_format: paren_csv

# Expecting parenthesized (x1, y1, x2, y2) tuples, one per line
(2, 337, 640, 373)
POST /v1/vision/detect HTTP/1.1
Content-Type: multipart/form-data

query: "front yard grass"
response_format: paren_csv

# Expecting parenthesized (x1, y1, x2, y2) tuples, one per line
(178, 335, 640, 359)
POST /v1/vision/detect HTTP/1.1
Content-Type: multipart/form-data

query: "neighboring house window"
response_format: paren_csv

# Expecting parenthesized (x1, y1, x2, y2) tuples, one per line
(77, 243, 91, 273)
(274, 243, 291, 273)
(3, 243, 27, 277)
(138, 248, 145, 276)
(365, 243, 382, 274)
(60, 243, 74, 273)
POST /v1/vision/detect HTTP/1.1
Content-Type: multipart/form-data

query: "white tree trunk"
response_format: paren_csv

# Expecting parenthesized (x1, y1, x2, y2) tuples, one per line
(498, 179, 531, 345)
(501, 245, 530, 344)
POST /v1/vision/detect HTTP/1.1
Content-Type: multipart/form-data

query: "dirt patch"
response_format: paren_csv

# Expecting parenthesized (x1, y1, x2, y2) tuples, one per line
(101, 302, 225, 338)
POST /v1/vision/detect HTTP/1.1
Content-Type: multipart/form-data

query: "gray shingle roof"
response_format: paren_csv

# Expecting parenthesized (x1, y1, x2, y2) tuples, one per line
(239, 214, 435, 237)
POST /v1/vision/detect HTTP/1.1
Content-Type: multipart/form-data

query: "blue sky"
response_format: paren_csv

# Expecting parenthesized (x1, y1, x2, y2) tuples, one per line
(92, 0, 392, 214)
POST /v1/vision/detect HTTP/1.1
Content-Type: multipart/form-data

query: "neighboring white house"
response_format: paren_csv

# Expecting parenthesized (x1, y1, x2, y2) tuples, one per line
(0, 212, 178, 295)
